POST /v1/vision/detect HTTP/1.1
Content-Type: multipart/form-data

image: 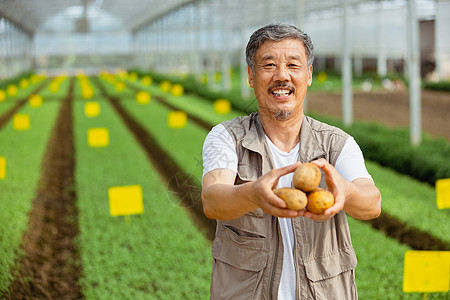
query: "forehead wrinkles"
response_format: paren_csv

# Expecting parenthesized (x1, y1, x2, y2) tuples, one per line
(255, 40, 307, 64)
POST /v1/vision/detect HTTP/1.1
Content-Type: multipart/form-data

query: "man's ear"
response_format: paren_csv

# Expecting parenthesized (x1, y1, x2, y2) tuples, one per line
(307, 65, 313, 87)
(248, 66, 254, 88)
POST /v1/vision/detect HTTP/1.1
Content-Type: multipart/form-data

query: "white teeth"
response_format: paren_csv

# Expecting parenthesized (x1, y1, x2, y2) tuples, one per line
(272, 89, 291, 96)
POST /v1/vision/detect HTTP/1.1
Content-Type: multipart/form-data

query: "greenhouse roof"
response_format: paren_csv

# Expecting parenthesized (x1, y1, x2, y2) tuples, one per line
(0, 0, 436, 36)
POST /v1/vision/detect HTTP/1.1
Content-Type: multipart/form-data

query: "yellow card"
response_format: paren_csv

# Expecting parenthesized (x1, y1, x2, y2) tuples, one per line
(108, 185, 144, 216)
(128, 72, 138, 82)
(29, 94, 43, 107)
(82, 87, 94, 99)
(114, 82, 126, 92)
(85, 102, 100, 117)
(87, 128, 109, 147)
(136, 91, 151, 104)
(170, 84, 184, 96)
(0, 90, 5, 102)
(20, 79, 29, 89)
(13, 114, 30, 130)
(159, 81, 171, 92)
(49, 82, 60, 93)
(141, 76, 153, 86)
(436, 178, 450, 209)
(0, 156, 6, 179)
(213, 99, 231, 114)
(403, 250, 450, 293)
(7, 85, 18, 96)
(30, 74, 40, 84)
(168, 111, 187, 129)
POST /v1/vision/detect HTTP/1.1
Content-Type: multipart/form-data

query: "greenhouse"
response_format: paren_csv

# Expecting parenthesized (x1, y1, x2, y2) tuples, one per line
(0, 0, 449, 299)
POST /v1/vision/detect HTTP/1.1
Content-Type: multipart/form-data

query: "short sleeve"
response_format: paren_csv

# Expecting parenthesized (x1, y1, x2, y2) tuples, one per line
(202, 124, 238, 178)
(335, 136, 373, 182)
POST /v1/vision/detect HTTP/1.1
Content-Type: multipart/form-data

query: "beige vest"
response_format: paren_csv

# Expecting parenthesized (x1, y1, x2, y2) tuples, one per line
(210, 113, 358, 300)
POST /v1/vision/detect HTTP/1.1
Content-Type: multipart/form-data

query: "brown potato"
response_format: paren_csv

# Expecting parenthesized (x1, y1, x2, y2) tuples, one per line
(274, 187, 307, 210)
(306, 188, 334, 214)
(292, 163, 321, 192)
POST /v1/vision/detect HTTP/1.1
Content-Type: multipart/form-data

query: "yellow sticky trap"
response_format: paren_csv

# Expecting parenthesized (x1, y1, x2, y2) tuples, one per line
(13, 114, 30, 130)
(49, 82, 60, 93)
(20, 79, 29, 89)
(136, 91, 151, 104)
(114, 82, 126, 92)
(85, 102, 100, 117)
(7, 85, 18, 96)
(316, 72, 328, 83)
(141, 76, 153, 86)
(128, 72, 138, 82)
(0, 90, 5, 102)
(82, 88, 94, 99)
(0, 156, 5, 179)
(170, 84, 184, 96)
(87, 128, 109, 147)
(436, 178, 450, 209)
(213, 99, 231, 114)
(403, 250, 450, 293)
(159, 81, 171, 92)
(29, 94, 43, 107)
(168, 111, 187, 129)
(30, 74, 40, 84)
(108, 185, 144, 216)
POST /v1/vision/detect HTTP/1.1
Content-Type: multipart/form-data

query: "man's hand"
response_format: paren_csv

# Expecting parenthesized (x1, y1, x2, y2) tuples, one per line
(202, 162, 302, 220)
(297, 158, 381, 221)
(250, 162, 302, 218)
(297, 158, 346, 221)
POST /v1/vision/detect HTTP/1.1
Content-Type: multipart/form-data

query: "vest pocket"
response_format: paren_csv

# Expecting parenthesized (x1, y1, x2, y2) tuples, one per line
(211, 226, 269, 299)
(304, 248, 358, 299)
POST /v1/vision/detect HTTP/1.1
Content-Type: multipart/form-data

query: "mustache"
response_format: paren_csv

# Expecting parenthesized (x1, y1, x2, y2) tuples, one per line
(267, 83, 295, 93)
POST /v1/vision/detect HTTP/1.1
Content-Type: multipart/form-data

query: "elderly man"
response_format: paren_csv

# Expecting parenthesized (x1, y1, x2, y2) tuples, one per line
(201, 23, 381, 299)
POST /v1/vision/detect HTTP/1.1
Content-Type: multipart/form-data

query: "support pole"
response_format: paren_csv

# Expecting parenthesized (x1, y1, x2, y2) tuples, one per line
(342, 0, 353, 126)
(406, 0, 422, 145)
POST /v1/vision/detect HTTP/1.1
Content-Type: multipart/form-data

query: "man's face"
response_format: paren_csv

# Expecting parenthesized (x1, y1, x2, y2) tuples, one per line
(248, 38, 313, 121)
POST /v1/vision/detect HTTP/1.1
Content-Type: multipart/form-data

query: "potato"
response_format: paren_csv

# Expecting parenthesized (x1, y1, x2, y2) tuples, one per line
(292, 162, 321, 192)
(274, 187, 307, 210)
(306, 188, 334, 214)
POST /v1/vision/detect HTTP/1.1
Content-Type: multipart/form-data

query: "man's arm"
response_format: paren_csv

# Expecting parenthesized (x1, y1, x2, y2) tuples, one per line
(201, 163, 302, 220)
(299, 158, 381, 221)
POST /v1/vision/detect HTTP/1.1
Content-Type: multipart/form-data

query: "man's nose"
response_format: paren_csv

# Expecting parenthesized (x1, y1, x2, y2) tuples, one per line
(273, 65, 290, 81)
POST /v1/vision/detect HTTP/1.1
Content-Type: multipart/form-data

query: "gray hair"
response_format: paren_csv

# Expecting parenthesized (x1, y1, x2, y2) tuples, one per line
(246, 23, 315, 73)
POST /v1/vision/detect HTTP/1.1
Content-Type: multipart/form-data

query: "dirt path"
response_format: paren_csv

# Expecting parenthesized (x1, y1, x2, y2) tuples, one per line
(307, 89, 450, 141)
(3, 79, 82, 299)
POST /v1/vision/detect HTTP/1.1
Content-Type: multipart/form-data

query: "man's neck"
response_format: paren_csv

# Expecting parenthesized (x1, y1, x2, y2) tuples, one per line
(259, 111, 304, 153)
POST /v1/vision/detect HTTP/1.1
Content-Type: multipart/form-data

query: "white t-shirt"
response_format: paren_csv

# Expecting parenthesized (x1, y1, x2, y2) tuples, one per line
(202, 123, 372, 299)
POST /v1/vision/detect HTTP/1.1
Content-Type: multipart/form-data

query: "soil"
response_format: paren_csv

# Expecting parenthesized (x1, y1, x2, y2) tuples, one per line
(307, 89, 450, 141)
(2, 79, 82, 299)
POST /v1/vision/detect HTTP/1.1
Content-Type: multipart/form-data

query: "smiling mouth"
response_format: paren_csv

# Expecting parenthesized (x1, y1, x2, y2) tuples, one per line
(271, 89, 293, 97)
(269, 84, 295, 97)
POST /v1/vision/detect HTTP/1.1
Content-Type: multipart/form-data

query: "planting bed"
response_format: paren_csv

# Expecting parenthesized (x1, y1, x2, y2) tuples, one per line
(0, 72, 449, 299)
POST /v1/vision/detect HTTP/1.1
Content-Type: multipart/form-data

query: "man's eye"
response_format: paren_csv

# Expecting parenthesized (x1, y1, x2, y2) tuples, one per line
(264, 63, 275, 68)
(289, 64, 300, 68)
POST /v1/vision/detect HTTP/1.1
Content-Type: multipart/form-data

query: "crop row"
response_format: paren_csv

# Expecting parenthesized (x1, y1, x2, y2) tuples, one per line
(99, 74, 447, 299)
(0, 77, 68, 292)
(0, 72, 448, 299)
(126, 75, 450, 247)
(71, 76, 212, 298)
